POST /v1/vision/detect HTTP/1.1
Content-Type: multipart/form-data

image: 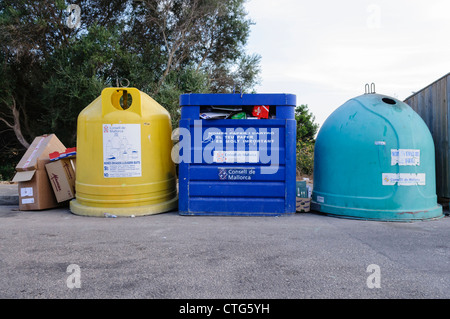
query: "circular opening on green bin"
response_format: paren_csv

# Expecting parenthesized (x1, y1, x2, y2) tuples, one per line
(382, 97, 396, 105)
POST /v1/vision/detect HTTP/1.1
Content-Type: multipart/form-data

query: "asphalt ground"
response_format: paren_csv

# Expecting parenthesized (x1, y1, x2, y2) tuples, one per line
(0, 183, 448, 303)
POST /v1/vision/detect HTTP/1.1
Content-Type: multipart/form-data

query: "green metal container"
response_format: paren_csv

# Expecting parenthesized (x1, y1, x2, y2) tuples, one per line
(311, 93, 443, 221)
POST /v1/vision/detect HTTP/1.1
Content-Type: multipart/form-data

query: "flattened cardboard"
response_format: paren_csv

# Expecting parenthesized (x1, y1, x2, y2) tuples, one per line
(296, 197, 311, 212)
(12, 170, 36, 183)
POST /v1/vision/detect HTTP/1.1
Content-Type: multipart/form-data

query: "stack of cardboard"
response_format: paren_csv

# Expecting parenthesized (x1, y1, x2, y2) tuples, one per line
(12, 134, 66, 210)
(296, 180, 312, 213)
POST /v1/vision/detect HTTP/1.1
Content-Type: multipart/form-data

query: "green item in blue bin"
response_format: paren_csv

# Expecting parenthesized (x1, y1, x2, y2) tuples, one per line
(231, 112, 246, 119)
(296, 181, 307, 198)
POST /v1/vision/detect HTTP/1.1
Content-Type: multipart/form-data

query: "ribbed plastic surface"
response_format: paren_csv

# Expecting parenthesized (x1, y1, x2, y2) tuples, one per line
(311, 93, 443, 221)
(70, 88, 178, 217)
(178, 93, 296, 216)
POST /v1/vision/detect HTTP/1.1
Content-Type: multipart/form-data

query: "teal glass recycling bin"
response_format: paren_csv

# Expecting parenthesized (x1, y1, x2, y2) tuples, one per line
(311, 93, 443, 221)
(177, 93, 297, 216)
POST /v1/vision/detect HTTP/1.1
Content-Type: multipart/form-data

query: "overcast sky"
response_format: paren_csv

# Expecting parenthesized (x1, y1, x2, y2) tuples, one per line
(244, 0, 450, 128)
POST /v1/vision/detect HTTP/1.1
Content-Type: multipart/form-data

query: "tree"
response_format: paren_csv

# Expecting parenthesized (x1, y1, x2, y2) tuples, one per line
(0, 94, 29, 148)
(295, 104, 319, 177)
(40, 24, 124, 144)
(129, 0, 260, 94)
(295, 104, 319, 142)
(0, 0, 261, 180)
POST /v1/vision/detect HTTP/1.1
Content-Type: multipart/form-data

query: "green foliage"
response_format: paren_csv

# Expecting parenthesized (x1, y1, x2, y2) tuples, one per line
(296, 140, 315, 177)
(0, 0, 321, 182)
(41, 24, 124, 144)
(295, 104, 319, 141)
(0, 0, 261, 180)
(295, 105, 319, 177)
(0, 151, 20, 181)
(154, 67, 211, 127)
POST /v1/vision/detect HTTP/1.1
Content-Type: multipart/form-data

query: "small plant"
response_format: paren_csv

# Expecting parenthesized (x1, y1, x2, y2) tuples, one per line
(296, 139, 315, 177)
(294, 104, 318, 178)
(0, 163, 16, 181)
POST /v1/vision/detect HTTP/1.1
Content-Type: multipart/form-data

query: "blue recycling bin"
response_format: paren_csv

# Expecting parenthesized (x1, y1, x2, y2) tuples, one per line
(177, 93, 297, 216)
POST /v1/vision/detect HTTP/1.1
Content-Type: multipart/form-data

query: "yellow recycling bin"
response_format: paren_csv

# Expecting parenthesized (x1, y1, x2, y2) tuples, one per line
(70, 87, 178, 217)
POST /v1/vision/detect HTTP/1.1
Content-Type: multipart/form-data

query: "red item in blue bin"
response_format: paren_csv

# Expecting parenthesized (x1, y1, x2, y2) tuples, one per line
(252, 105, 269, 119)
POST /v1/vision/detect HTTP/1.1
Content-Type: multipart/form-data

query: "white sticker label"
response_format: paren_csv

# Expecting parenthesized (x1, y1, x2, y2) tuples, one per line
(103, 124, 142, 178)
(20, 187, 33, 197)
(213, 151, 259, 163)
(391, 149, 420, 166)
(21, 198, 34, 204)
(382, 173, 426, 186)
(317, 196, 324, 203)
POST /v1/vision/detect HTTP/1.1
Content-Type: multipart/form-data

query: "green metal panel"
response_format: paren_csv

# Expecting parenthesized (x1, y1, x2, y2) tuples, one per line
(311, 93, 443, 221)
(405, 73, 450, 199)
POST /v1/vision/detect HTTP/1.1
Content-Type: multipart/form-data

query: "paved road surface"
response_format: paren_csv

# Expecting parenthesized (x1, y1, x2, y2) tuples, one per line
(0, 201, 448, 300)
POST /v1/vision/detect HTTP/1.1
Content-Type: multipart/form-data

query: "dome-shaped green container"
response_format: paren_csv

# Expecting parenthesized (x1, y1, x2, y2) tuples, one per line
(311, 93, 443, 221)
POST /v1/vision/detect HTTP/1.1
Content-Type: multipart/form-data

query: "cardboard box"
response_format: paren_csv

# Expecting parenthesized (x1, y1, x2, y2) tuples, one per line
(296, 197, 311, 212)
(296, 181, 308, 198)
(45, 158, 76, 203)
(296, 180, 312, 212)
(11, 134, 66, 210)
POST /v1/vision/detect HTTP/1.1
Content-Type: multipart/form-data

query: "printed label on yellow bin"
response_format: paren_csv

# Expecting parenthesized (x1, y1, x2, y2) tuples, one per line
(103, 124, 141, 178)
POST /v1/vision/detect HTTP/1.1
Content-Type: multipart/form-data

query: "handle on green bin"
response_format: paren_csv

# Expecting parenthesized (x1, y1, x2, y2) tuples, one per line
(101, 87, 142, 116)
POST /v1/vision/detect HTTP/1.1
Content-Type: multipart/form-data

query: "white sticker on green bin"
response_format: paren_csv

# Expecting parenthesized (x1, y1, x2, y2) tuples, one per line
(382, 173, 425, 186)
(391, 149, 420, 166)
